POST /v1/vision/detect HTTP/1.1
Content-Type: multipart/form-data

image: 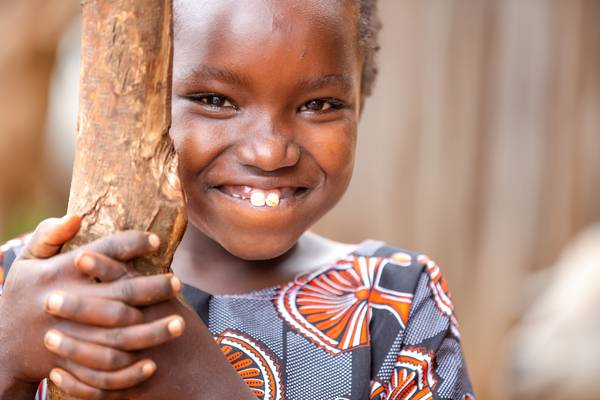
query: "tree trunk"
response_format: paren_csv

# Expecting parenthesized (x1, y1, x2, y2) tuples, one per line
(48, 0, 185, 398)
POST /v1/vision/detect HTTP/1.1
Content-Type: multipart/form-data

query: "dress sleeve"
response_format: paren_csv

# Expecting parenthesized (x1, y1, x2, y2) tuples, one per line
(0, 246, 5, 288)
(0, 235, 29, 293)
(369, 256, 475, 400)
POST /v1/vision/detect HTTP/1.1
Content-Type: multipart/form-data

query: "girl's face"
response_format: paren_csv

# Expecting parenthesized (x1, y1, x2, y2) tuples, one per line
(171, 0, 363, 260)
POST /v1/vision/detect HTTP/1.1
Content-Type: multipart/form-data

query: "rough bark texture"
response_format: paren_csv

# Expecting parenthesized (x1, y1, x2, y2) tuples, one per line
(48, 1, 185, 399)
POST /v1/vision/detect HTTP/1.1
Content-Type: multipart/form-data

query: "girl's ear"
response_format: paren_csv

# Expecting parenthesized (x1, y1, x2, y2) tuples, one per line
(358, 97, 365, 118)
(357, 64, 367, 117)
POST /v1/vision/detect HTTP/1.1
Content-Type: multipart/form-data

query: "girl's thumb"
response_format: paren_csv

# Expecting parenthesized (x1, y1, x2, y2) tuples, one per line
(18, 215, 81, 260)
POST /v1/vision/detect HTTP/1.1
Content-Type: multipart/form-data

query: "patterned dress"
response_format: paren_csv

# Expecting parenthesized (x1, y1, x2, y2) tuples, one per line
(1, 237, 475, 400)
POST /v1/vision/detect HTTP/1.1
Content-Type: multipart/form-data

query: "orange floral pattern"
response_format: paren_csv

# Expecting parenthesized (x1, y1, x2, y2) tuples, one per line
(418, 255, 461, 337)
(276, 256, 414, 355)
(370, 348, 437, 400)
(216, 330, 283, 400)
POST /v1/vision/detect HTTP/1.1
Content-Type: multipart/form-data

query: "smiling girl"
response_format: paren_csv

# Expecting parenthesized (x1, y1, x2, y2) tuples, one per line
(0, 1, 474, 399)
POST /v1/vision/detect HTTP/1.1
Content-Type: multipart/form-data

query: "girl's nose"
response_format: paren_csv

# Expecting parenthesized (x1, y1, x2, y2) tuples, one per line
(235, 118, 301, 171)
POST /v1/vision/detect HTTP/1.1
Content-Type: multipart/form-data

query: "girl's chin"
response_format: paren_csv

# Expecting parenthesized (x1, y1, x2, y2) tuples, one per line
(184, 207, 306, 260)
(218, 235, 298, 261)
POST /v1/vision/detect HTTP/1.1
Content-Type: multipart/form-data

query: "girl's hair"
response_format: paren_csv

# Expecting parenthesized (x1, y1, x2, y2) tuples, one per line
(358, 0, 382, 97)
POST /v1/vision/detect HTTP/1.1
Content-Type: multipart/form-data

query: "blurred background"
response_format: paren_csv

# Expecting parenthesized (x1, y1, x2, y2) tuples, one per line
(1, 1, 598, 399)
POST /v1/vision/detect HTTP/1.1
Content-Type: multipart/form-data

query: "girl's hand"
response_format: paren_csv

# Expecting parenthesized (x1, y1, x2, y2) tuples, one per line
(40, 247, 256, 399)
(50, 295, 257, 400)
(0, 215, 183, 395)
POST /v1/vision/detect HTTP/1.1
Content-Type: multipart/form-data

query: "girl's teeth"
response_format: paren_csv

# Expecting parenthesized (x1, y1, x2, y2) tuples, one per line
(248, 191, 281, 207)
(250, 192, 266, 207)
(220, 185, 284, 207)
(265, 193, 280, 207)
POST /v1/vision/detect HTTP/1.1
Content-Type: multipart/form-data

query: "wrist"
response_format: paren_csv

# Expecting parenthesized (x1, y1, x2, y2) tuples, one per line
(0, 321, 36, 399)
(0, 371, 37, 400)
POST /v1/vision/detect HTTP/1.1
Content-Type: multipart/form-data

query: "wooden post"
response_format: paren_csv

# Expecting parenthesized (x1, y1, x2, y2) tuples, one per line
(48, 0, 185, 398)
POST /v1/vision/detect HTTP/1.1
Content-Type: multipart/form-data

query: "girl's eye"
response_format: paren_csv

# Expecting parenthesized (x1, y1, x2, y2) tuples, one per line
(190, 94, 237, 110)
(299, 99, 346, 113)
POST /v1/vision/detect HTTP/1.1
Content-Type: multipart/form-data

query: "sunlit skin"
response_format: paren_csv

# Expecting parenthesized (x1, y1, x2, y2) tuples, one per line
(170, 0, 364, 294)
(0, 1, 370, 398)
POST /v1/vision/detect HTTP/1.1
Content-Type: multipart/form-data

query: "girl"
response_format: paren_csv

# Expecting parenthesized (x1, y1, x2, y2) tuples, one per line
(0, 1, 475, 399)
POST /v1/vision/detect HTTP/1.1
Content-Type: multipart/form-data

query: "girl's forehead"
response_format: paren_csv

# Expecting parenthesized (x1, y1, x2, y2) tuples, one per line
(174, 0, 358, 47)
(173, 0, 362, 83)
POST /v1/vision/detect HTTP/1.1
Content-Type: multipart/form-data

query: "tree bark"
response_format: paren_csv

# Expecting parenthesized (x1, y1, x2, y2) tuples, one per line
(48, 0, 185, 398)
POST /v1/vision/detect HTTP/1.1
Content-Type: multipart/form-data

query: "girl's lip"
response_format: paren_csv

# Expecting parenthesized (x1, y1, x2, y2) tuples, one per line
(217, 185, 300, 200)
(210, 185, 311, 206)
(205, 173, 318, 192)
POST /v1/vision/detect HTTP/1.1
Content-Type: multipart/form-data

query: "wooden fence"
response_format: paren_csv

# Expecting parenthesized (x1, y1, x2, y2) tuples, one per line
(315, 1, 600, 398)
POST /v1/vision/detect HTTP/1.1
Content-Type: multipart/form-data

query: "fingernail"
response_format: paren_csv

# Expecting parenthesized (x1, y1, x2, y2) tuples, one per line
(46, 292, 64, 312)
(170, 276, 181, 292)
(44, 330, 62, 350)
(168, 318, 184, 337)
(76, 253, 95, 270)
(49, 369, 63, 386)
(142, 360, 157, 376)
(148, 234, 160, 249)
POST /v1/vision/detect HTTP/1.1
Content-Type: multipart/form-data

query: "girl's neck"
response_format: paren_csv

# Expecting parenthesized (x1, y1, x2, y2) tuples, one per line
(171, 224, 357, 295)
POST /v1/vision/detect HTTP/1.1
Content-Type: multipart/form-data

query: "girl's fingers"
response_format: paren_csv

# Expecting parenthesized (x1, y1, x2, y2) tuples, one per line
(55, 358, 156, 391)
(97, 274, 182, 306)
(21, 227, 160, 283)
(58, 315, 186, 351)
(44, 275, 180, 325)
(44, 330, 135, 371)
(49, 368, 106, 400)
(46, 230, 159, 281)
(19, 215, 81, 260)
(83, 230, 161, 262)
(45, 291, 144, 327)
(74, 251, 130, 282)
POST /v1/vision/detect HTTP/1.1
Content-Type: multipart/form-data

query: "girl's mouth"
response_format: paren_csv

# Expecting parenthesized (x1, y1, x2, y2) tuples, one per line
(215, 185, 309, 207)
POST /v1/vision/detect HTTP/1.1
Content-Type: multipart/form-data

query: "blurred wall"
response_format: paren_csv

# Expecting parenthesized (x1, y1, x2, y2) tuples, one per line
(315, 1, 600, 399)
(0, 1, 599, 399)
(0, 0, 78, 237)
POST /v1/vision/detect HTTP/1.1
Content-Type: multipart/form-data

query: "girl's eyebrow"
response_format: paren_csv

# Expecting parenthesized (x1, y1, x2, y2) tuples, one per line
(295, 74, 355, 94)
(180, 64, 250, 87)
(179, 65, 354, 94)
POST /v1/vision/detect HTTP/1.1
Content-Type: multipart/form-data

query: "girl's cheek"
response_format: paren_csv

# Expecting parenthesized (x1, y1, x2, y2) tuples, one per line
(171, 107, 232, 171)
(170, 100, 190, 146)
(302, 124, 357, 175)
